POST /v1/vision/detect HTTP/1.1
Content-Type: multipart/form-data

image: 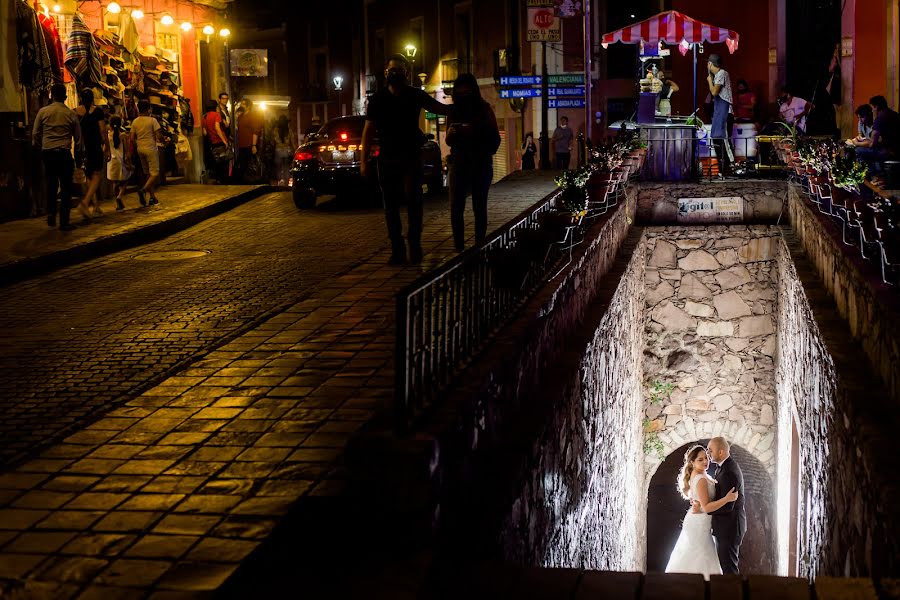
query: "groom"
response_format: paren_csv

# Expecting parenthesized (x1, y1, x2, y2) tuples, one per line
(699, 436, 747, 574)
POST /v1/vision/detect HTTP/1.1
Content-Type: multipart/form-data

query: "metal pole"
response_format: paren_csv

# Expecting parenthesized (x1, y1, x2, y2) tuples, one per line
(583, 0, 591, 143)
(539, 41, 551, 170)
(693, 43, 697, 117)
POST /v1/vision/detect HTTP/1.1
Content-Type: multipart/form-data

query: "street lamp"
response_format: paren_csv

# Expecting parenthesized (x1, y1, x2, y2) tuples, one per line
(405, 43, 418, 86)
(333, 75, 344, 116)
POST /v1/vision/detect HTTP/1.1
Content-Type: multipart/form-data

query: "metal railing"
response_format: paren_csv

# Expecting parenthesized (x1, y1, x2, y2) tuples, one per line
(395, 187, 580, 432)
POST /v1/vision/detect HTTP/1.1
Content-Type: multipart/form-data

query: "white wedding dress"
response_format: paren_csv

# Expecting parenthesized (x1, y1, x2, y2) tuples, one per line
(664, 473, 723, 580)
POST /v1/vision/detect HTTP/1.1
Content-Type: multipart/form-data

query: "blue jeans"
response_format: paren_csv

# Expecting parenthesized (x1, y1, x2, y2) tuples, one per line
(449, 155, 493, 250)
(711, 96, 732, 172)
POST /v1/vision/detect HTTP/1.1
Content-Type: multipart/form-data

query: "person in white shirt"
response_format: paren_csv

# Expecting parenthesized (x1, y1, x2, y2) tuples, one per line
(778, 86, 811, 133)
(706, 54, 734, 174)
(130, 100, 163, 206)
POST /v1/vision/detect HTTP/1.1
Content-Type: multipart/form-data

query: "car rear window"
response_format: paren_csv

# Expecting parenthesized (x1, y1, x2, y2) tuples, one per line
(318, 118, 364, 140)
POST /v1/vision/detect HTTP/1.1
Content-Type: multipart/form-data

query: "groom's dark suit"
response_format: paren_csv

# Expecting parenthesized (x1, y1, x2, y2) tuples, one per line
(709, 455, 747, 574)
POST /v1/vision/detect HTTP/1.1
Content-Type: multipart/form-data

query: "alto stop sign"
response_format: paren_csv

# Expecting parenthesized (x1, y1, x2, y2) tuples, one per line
(532, 8, 554, 28)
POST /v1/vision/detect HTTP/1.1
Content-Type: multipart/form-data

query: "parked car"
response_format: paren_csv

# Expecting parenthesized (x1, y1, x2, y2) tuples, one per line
(290, 115, 444, 209)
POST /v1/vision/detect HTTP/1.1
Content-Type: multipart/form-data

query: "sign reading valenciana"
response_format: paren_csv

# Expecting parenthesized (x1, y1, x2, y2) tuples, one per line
(677, 197, 744, 223)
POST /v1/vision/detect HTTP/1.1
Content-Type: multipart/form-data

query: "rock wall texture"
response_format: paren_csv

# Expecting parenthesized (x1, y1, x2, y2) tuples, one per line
(641, 226, 780, 480)
(637, 181, 787, 224)
(430, 191, 643, 571)
(499, 234, 645, 570)
(787, 185, 900, 404)
(776, 231, 900, 579)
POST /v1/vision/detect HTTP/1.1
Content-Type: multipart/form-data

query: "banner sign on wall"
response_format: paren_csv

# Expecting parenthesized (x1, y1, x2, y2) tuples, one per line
(677, 197, 744, 223)
(230, 49, 268, 77)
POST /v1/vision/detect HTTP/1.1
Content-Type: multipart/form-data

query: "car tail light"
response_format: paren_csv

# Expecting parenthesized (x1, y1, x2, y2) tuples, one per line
(370, 144, 380, 158)
(295, 151, 314, 161)
(339, 132, 349, 141)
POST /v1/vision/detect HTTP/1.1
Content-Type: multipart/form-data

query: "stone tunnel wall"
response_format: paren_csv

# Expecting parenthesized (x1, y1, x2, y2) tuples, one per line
(641, 226, 780, 479)
(498, 235, 646, 570)
(776, 232, 900, 579)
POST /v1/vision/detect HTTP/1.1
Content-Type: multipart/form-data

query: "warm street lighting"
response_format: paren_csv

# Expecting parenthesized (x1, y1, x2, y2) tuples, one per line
(131, 8, 143, 19)
(202, 24, 215, 35)
(332, 75, 343, 91)
(405, 43, 417, 58)
(52, 3, 61, 12)
(180, 21, 192, 31)
(107, 1, 121, 13)
(160, 13, 174, 25)
(219, 27, 231, 38)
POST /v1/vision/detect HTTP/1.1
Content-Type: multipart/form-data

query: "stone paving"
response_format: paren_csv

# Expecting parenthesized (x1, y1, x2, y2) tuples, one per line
(0, 185, 264, 275)
(0, 171, 558, 597)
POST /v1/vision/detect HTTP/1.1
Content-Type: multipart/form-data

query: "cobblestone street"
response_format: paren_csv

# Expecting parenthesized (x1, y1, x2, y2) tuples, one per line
(0, 172, 557, 596)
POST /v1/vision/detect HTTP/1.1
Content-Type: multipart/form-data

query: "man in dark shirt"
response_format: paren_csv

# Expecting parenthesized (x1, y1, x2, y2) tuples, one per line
(32, 83, 83, 231)
(361, 55, 450, 265)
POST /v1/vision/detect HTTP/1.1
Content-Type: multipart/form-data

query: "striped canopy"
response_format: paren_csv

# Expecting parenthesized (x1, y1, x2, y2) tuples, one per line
(601, 11, 739, 55)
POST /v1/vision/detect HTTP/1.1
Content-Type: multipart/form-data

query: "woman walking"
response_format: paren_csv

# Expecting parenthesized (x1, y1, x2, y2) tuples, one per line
(107, 115, 132, 209)
(75, 88, 109, 219)
(446, 74, 500, 252)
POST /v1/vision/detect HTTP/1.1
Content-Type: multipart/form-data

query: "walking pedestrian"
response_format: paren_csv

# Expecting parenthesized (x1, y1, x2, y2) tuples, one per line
(361, 54, 451, 265)
(131, 100, 163, 206)
(552, 116, 573, 169)
(107, 115, 132, 209)
(75, 88, 109, 220)
(522, 132, 537, 170)
(32, 83, 82, 231)
(446, 73, 500, 252)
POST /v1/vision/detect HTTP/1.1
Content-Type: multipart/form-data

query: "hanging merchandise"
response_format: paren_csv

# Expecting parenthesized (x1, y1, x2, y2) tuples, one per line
(37, 11, 64, 83)
(119, 13, 139, 55)
(65, 12, 102, 86)
(180, 98, 194, 134)
(15, 0, 52, 93)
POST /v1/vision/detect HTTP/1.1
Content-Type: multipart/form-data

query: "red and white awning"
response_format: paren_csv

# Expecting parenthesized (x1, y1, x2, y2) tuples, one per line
(601, 11, 739, 55)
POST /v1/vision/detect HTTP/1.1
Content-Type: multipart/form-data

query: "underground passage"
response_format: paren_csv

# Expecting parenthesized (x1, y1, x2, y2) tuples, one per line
(397, 180, 900, 594)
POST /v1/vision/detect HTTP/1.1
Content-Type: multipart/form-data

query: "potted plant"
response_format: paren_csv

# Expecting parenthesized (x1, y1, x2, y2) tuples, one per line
(830, 153, 868, 194)
(553, 166, 592, 218)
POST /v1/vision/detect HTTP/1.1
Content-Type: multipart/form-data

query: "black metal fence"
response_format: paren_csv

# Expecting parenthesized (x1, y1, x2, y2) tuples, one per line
(394, 187, 572, 432)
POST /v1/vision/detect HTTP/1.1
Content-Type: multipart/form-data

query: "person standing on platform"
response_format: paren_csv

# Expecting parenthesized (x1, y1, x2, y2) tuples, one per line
(522, 132, 537, 170)
(552, 116, 573, 170)
(706, 54, 734, 175)
(658, 71, 680, 117)
(32, 83, 82, 231)
(360, 54, 451, 265)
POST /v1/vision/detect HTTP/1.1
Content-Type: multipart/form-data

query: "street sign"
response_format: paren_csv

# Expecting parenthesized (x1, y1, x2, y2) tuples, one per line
(526, 7, 561, 42)
(548, 98, 586, 108)
(526, 0, 554, 5)
(500, 75, 542, 86)
(547, 73, 584, 85)
(425, 112, 437, 120)
(500, 88, 542, 99)
(548, 86, 585, 97)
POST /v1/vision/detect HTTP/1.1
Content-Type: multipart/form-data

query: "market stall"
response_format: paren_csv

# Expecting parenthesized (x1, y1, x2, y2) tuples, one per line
(601, 11, 740, 181)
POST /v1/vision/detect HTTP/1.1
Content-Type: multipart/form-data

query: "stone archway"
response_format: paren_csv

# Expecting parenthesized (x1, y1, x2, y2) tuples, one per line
(646, 441, 777, 575)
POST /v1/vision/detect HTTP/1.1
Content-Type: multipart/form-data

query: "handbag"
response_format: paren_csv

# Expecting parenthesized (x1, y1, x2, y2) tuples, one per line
(244, 154, 263, 182)
(73, 167, 86, 184)
(212, 144, 233, 163)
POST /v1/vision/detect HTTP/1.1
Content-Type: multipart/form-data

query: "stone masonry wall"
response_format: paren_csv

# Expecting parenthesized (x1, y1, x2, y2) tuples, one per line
(776, 233, 900, 579)
(787, 185, 900, 404)
(429, 191, 642, 571)
(499, 235, 645, 570)
(641, 226, 780, 481)
(637, 181, 787, 224)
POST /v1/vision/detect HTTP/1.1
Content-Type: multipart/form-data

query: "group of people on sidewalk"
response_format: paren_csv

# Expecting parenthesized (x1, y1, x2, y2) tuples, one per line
(31, 84, 163, 231)
(200, 93, 266, 185)
(362, 55, 501, 265)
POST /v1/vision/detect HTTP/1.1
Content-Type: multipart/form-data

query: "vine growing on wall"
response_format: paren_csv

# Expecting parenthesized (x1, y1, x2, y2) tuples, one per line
(647, 379, 675, 405)
(643, 418, 665, 460)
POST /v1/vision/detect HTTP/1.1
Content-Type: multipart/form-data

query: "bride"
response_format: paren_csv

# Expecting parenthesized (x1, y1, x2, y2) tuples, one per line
(665, 444, 738, 579)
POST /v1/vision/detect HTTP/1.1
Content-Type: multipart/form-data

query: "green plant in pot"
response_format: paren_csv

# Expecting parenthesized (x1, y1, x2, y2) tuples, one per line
(554, 166, 592, 217)
(830, 152, 867, 193)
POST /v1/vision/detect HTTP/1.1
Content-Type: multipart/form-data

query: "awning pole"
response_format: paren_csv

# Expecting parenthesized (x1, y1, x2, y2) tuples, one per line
(693, 43, 698, 118)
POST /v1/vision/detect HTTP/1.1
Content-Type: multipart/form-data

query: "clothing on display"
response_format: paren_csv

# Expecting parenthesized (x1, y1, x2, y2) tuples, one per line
(37, 11, 64, 83)
(65, 13, 102, 86)
(15, 0, 52, 93)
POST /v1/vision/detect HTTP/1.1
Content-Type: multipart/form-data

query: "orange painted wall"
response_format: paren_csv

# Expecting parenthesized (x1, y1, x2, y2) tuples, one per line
(668, 1, 770, 119)
(853, 0, 889, 110)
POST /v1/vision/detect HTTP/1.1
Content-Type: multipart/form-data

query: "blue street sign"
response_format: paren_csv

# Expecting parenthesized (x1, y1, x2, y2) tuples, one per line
(547, 86, 586, 97)
(548, 98, 586, 108)
(500, 75, 542, 86)
(499, 88, 543, 99)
